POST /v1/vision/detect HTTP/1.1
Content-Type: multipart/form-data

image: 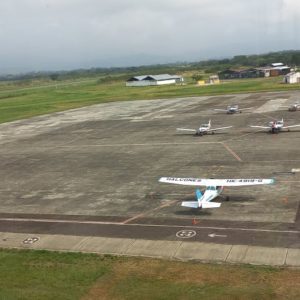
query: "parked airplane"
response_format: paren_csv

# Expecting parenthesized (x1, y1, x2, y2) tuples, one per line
(214, 105, 253, 114)
(249, 118, 300, 133)
(176, 120, 233, 136)
(159, 177, 274, 209)
(281, 102, 300, 111)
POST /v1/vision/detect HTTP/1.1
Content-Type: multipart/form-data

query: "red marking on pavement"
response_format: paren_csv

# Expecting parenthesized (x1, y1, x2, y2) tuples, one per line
(122, 200, 178, 224)
(221, 142, 243, 162)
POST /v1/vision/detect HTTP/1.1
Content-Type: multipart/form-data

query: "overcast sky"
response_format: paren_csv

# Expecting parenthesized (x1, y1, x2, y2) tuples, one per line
(0, 0, 299, 74)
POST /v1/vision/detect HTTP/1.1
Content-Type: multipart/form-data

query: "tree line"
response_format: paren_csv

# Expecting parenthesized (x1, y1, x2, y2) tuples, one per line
(1, 50, 299, 82)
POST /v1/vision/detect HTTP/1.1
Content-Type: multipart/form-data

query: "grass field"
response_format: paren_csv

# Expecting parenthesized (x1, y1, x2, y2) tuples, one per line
(0, 76, 300, 124)
(0, 249, 299, 300)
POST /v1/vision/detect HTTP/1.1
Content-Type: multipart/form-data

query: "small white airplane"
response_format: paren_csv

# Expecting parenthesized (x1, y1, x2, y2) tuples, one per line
(249, 118, 300, 133)
(214, 105, 253, 114)
(159, 177, 275, 209)
(281, 102, 300, 111)
(176, 120, 233, 136)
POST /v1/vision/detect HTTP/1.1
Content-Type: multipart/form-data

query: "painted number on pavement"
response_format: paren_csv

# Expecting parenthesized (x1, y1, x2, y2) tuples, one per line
(23, 237, 39, 244)
(176, 230, 196, 239)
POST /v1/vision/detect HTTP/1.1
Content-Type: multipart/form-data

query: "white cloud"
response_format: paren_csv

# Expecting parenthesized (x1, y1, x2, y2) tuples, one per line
(0, 0, 299, 73)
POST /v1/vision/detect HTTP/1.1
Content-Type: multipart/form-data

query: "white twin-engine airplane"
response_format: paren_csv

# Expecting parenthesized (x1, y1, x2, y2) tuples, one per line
(282, 102, 300, 112)
(159, 177, 275, 209)
(176, 120, 233, 136)
(214, 105, 253, 114)
(249, 118, 300, 133)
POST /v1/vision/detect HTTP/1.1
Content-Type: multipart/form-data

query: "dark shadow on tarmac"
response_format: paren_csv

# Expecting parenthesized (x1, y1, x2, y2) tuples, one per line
(175, 132, 230, 137)
(221, 195, 256, 202)
(174, 209, 213, 216)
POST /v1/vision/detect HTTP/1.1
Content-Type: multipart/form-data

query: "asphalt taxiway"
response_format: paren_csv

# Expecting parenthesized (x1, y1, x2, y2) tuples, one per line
(1, 91, 300, 265)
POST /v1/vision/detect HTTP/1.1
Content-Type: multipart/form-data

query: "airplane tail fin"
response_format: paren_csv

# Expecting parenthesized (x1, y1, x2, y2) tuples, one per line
(195, 189, 202, 200)
(208, 119, 211, 126)
(181, 189, 221, 208)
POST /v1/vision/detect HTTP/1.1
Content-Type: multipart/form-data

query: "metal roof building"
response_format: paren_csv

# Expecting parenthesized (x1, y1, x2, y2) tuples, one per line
(126, 74, 183, 86)
(283, 72, 300, 84)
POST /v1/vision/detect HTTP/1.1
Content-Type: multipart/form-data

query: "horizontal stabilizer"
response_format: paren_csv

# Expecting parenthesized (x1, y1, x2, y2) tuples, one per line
(201, 202, 221, 208)
(181, 201, 199, 208)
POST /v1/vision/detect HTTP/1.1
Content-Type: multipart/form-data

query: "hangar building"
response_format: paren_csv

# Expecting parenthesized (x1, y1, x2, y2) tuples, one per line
(126, 74, 183, 87)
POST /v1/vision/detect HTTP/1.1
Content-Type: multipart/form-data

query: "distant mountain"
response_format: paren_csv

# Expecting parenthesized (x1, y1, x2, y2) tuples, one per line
(1, 50, 299, 81)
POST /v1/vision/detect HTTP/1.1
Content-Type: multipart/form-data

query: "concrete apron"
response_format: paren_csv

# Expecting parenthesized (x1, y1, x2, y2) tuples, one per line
(0, 232, 299, 267)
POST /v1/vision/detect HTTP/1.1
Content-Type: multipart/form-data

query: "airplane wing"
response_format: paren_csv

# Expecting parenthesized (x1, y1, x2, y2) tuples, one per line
(176, 128, 196, 133)
(249, 125, 270, 129)
(207, 126, 233, 132)
(240, 107, 254, 111)
(282, 124, 300, 129)
(159, 177, 275, 186)
(214, 109, 228, 112)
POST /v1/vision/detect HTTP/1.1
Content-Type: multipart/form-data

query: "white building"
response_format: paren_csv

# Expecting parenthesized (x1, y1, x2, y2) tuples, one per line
(283, 72, 300, 84)
(126, 74, 183, 87)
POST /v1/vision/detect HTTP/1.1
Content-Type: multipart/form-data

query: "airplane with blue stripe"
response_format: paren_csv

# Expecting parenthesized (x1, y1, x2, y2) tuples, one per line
(159, 177, 275, 209)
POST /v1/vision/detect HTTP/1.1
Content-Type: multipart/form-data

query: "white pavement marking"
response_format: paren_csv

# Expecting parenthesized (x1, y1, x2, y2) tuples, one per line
(0, 217, 299, 235)
(208, 233, 227, 238)
(176, 230, 197, 239)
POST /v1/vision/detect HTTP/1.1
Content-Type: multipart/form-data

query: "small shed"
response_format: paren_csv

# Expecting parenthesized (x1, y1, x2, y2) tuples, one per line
(208, 75, 220, 84)
(283, 72, 300, 84)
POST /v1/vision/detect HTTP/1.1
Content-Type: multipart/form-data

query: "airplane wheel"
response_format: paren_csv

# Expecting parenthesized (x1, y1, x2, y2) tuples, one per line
(212, 131, 215, 135)
(226, 196, 229, 201)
